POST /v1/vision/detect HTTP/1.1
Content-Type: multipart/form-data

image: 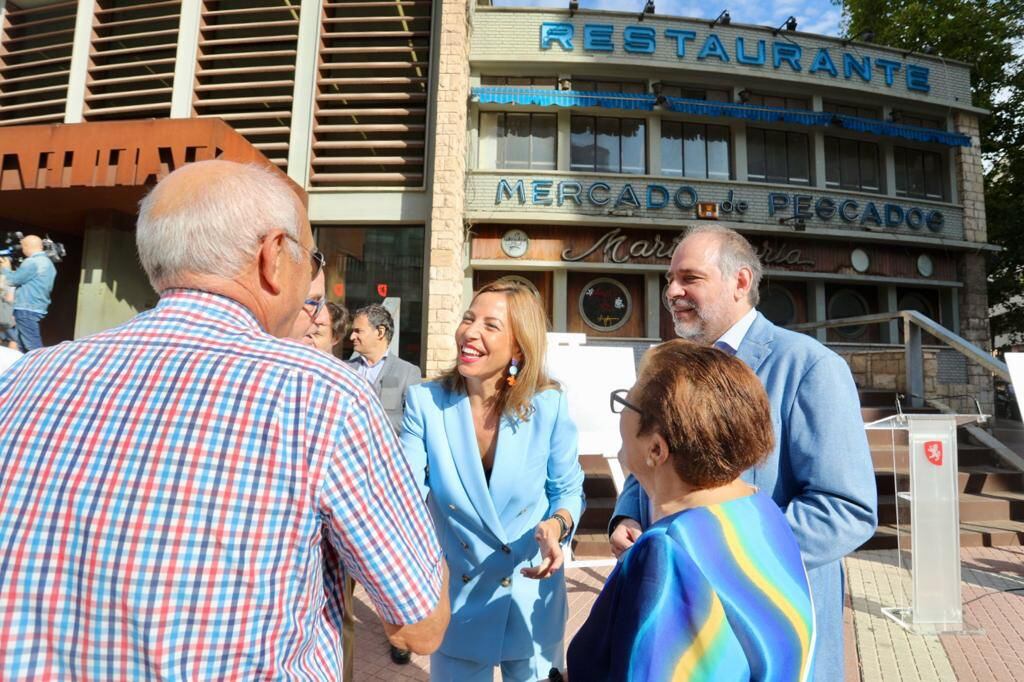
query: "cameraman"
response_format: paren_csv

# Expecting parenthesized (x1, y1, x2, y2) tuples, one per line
(0, 235, 56, 352)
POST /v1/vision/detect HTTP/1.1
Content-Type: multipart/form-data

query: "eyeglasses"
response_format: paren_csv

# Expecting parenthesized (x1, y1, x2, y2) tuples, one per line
(282, 233, 326, 279)
(304, 297, 325, 320)
(610, 389, 643, 415)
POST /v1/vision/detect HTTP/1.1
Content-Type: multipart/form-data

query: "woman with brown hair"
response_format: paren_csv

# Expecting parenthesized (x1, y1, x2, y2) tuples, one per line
(401, 280, 584, 681)
(568, 340, 815, 681)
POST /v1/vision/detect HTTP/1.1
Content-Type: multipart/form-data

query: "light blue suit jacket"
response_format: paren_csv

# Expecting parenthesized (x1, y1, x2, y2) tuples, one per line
(401, 382, 585, 664)
(613, 312, 877, 680)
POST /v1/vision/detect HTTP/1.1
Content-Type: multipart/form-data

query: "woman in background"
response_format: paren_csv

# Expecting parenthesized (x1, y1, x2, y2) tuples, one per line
(569, 340, 815, 682)
(401, 280, 584, 681)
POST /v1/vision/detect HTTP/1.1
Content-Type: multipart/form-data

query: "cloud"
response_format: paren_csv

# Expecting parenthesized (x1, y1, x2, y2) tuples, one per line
(493, 0, 845, 36)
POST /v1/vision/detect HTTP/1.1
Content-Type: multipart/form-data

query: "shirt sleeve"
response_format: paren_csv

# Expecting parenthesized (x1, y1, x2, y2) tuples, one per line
(3, 260, 35, 287)
(783, 353, 878, 570)
(545, 390, 585, 532)
(320, 386, 444, 625)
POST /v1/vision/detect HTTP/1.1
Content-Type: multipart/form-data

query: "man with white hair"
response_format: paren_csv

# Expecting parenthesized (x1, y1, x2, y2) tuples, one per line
(0, 160, 449, 679)
(0, 234, 57, 352)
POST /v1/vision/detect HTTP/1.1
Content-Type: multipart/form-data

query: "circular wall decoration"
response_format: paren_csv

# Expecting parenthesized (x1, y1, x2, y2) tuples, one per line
(850, 248, 870, 273)
(917, 254, 935, 278)
(500, 229, 530, 258)
(579, 277, 632, 332)
(758, 285, 798, 327)
(827, 289, 870, 340)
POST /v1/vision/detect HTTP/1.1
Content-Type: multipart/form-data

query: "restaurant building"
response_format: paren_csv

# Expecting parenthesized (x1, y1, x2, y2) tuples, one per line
(0, 0, 996, 406)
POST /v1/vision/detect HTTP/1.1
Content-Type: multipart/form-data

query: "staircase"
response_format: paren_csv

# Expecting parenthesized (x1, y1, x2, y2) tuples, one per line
(860, 390, 1024, 550)
(571, 390, 1024, 560)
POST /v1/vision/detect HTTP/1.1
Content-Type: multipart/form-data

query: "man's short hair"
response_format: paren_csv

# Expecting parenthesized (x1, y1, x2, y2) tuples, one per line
(354, 304, 394, 343)
(682, 224, 764, 306)
(632, 339, 774, 489)
(136, 161, 303, 290)
(326, 302, 349, 344)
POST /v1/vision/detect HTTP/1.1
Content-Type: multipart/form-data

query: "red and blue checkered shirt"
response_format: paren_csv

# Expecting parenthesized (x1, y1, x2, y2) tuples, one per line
(0, 290, 443, 680)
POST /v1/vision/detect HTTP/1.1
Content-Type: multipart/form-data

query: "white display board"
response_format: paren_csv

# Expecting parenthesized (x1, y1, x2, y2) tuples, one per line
(545, 343, 637, 460)
(1004, 353, 1024, 419)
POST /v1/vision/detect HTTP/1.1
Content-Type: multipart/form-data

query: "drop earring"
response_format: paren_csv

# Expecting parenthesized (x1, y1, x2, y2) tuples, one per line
(507, 359, 519, 386)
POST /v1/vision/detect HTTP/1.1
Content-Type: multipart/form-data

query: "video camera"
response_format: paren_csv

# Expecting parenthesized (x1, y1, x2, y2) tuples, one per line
(0, 231, 67, 265)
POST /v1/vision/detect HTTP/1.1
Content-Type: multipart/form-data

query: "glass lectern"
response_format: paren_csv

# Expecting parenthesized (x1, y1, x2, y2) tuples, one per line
(865, 411, 985, 635)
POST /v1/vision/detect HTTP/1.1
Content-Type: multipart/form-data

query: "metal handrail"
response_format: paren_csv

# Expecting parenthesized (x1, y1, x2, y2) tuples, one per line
(789, 310, 1009, 382)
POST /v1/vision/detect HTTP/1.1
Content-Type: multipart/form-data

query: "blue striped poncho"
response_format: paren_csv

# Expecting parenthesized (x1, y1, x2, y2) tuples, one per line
(568, 492, 815, 681)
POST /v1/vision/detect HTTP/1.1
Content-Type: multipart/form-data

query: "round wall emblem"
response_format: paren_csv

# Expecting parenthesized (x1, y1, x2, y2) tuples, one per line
(850, 248, 870, 273)
(917, 254, 934, 277)
(500, 229, 530, 258)
(579, 277, 632, 332)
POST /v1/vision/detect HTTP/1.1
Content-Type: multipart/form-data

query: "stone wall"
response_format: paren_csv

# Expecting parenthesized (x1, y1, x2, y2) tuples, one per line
(838, 349, 983, 414)
(424, 0, 471, 375)
(953, 112, 995, 415)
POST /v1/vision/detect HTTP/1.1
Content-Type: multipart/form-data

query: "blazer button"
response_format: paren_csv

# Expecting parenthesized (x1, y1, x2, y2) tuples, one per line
(500, 577, 512, 588)
(462, 574, 471, 584)
(461, 541, 469, 550)
(501, 544, 511, 554)
(448, 504, 457, 511)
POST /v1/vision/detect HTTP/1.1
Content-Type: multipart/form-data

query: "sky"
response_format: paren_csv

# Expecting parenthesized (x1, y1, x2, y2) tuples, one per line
(493, 0, 846, 37)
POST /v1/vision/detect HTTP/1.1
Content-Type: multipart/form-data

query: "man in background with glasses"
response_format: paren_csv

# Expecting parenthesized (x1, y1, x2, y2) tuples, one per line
(608, 223, 876, 682)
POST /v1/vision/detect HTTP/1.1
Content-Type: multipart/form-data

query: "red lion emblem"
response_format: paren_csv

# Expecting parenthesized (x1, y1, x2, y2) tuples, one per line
(924, 440, 944, 467)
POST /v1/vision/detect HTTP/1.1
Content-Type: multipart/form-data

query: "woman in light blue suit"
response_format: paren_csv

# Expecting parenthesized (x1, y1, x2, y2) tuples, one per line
(401, 280, 585, 682)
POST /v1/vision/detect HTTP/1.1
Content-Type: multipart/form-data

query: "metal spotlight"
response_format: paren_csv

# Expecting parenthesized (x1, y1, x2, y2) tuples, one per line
(774, 15, 797, 34)
(639, 0, 654, 21)
(841, 29, 874, 46)
(568, 0, 578, 17)
(709, 9, 730, 28)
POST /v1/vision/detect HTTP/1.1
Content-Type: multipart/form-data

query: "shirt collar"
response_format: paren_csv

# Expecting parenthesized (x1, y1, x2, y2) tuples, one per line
(357, 351, 388, 367)
(156, 288, 264, 333)
(714, 307, 757, 354)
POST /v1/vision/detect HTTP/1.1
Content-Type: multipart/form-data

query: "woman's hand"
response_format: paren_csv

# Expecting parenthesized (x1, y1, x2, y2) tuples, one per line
(521, 518, 564, 580)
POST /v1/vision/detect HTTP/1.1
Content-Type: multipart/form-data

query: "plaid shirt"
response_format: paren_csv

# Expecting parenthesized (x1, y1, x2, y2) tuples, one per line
(0, 290, 443, 680)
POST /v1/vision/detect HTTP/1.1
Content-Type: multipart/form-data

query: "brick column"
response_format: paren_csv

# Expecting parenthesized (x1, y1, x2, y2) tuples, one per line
(954, 112, 994, 414)
(423, 0, 470, 376)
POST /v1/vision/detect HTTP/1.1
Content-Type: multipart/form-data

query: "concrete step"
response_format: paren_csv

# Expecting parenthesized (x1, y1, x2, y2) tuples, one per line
(579, 455, 617, 498)
(860, 519, 1024, 550)
(577, 497, 615, 532)
(571, 532, 614, 560)
(876, 490, 1024, 525)
(873, 466, 1024, 496)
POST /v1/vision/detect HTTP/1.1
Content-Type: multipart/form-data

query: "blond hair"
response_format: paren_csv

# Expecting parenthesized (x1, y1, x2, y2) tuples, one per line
(440, 280, 558, 421)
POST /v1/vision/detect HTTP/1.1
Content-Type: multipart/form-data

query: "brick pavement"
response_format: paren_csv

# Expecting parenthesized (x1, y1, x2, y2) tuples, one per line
(350, 548, 1024, 681)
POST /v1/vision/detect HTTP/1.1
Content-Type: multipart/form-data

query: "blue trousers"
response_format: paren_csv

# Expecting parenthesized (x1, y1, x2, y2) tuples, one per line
(13, 309, 43, 352)
(430, 640, 564, 682)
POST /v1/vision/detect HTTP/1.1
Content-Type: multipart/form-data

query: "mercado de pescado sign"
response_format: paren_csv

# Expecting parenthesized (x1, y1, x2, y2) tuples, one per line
(493, 177, 948, 233)
(539, 23, 933, 95)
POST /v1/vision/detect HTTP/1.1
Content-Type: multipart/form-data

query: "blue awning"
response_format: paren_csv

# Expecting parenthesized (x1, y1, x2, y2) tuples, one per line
(471, 86, 971, 147)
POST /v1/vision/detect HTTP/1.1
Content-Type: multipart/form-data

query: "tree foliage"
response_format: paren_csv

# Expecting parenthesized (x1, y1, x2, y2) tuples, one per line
(836, 0, 1024, 347)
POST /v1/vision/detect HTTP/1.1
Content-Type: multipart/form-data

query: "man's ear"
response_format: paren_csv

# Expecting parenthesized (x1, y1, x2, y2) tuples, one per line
(734, 265, 753, 303)
(257, 231, 286, 295)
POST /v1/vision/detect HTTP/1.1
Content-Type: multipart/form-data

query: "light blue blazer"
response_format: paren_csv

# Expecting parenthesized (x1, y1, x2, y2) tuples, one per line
(613, 313, 877, 681)
(401, 381, 585, 664)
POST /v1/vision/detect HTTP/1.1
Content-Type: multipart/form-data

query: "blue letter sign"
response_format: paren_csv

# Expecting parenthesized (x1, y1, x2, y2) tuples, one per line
(540, 22, 574, 51)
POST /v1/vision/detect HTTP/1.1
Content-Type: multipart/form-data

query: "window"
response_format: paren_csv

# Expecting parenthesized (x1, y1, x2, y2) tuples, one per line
(893, 112, 943, 129)
(481, 76, 557, 88)
(747, 128, 810, 185)
(659, 85, 730, 102)
(571, 116, 646, 174)
(661, 121, 731, 179)
(825, 137, 881, 192)
(758, 285, 798, 327)
(823, 102, 880, 119)
(494, 113, 556, 170)
(571, 79, 646, 93)
(895, 147, 945, 200)
(827, 288, 871, 340)
(746, 93, 810, 110)
(318, 225, 424, 364)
